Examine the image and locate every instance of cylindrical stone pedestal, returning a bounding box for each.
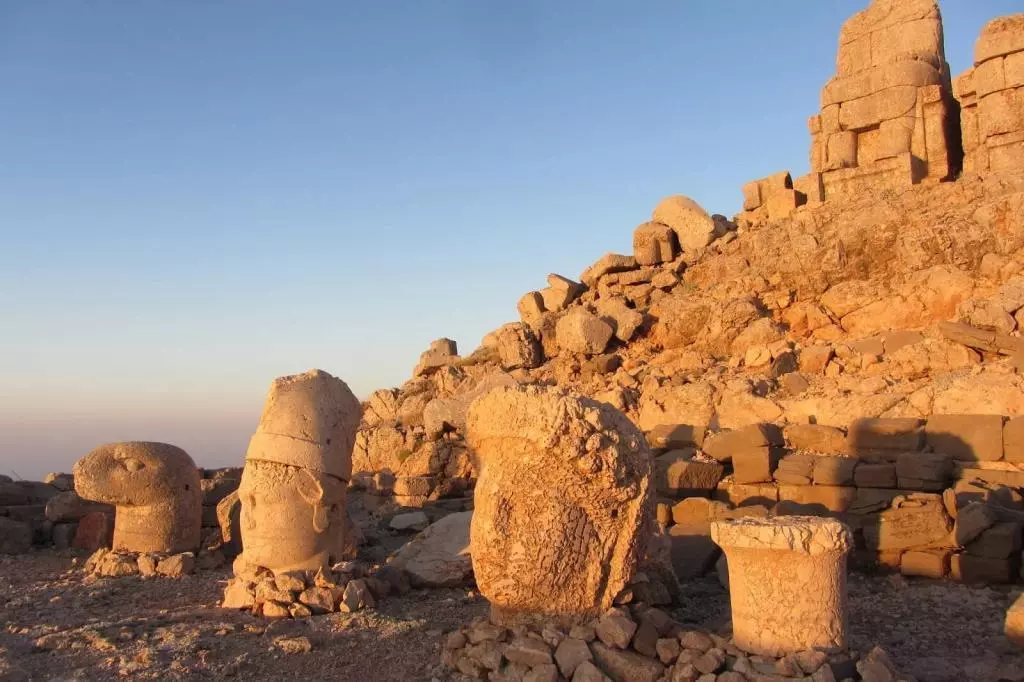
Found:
[711,515,852,657]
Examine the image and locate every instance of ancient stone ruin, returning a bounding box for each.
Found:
[466,385,653,624]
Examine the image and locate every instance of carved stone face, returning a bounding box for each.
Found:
[237,461,346,574]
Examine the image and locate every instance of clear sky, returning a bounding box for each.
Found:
[0,1,1017,479]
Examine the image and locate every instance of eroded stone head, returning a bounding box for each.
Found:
[73,442,202,553]
[466,385,653,622]
[236,369,359,575]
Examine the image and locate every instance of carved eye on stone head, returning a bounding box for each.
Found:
[121,458,144,472]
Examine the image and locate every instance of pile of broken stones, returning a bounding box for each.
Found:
[220,560,409,618]
[441,607,902,682]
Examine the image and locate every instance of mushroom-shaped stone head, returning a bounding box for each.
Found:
[466,385,652,622]
[73,442,202,553]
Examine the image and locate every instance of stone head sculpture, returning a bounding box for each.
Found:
[236,369,360,575]
[466,385,652,624]
[74,441,202,554]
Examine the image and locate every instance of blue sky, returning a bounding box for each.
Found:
[0,1,1017,477]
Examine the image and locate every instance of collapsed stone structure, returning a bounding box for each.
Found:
[465,385,653,624]
[73,442,202,554]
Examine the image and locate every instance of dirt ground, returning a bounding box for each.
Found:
[0,550,1022,682]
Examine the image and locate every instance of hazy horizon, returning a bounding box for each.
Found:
[2,1,1017,479]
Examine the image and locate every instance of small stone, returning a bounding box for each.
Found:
[273,635,313,654]
[137,554,158,577]
[571,660,612,682]
[339,579,375,612]
[795,649,828,674]
[678,630,713,653]
[569,624,596,642]
[445,631,468,650]
[503,637,553,667]
[591,641,665,682]
[274,571,307,592]
[524,663,559,682]
[298,586,338,614]
[221,580,256,609]
[596,609,638,649]
[288,602,312,619]
[631,619,659,657]
[467,619,508,644]
[555,637,593,677]
[390,511,430,531]
[656,637,681,664]
[812,663,838,682]
[669,662,698,682]
[261,600,291,618]
[693,647,725,675]
[156,553,195,578]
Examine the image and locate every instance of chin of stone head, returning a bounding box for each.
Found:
[74,441,198,506]
[238,462,347,571]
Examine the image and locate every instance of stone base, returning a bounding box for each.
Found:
[84,547,206,578]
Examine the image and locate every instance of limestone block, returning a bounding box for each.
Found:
[876,117,914,160]
[793,173,825,205]
[741,181,762,211]
[495,323,543,370]
[1003,417,1024,463]
[900,548,950,578]
[651,195,718,253]
[821,153,920,198]
[847,418,923,453]
[0,517,32,554]
[979,88,1024,139]
[580,253,637,288]
[975,57,1007,98]
[594,297,643,343]
[633,222,677,266]
[839,86,919,131]
[965,522,1022,559]
[732,447,782,485]
[812,457,858,486]
[235,370,360,575]
[74,442,202,554]
[414,338,459,376]
[975,15,1024,64]
[777,485,857,514]
[466,385,651,622]
[714,483,778,508]
[862,494,953,551]
[646,423,705,450]
[654,451,723,498]
[766,189,804,221]
[44,491,113,523]
[785,424,846,454]
[825,131,858,170]
[702,424,783,462]
[1007,51,1024,89]
[555,309,614,356]
[1007,594,1024,647]
[895,452,953,491]
[518,291,546,326]
[989,129,1024,171]
[773,453,815,485]
[390,511,473,588]
[711,516,852,657]
[952,553,1017,584]
[925,414,1004,462]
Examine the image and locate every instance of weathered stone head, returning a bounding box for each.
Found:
[73,442,202,553]
[466,385,652,624]
[236,369,360,575]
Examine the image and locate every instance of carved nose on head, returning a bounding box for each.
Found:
[121,457,144,472]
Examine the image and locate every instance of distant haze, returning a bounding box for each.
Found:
[1,1,1016,479]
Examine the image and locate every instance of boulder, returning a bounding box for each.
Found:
[652,195,718,252]
[633,221,677,266]
[555,309,614,356]
[390,511,473,588]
